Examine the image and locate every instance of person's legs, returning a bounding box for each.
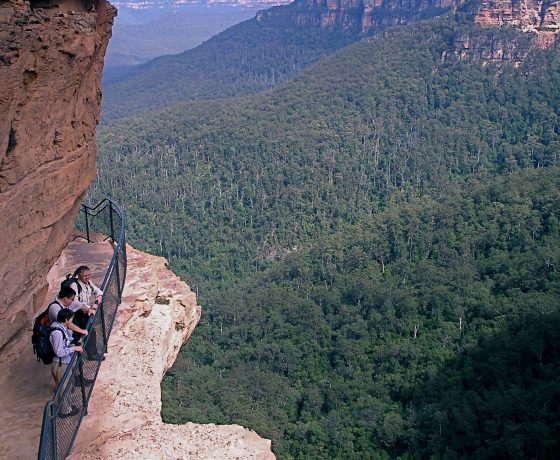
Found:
[51,362,71,413]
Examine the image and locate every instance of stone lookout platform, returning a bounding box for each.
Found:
[0,238,274,459]
[0,238,113,459]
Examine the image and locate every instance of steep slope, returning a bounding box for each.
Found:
[104,5,264,76]
[93,18,560,281]
[102,0,560,122]
[163,168,560,458]
[101,11,357,120]
[91,18,560,456]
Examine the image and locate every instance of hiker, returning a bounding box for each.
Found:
[68,265,103,311]
[67,265,105,361]
[47,287,89,337]
[49,308,83,418]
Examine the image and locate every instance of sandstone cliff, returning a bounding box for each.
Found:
[68,244,275,459]
[473,0,560,31]
[257,0,560,47]
[0,0,116,351]
[257,0,466,34]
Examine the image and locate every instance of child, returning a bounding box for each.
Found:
[49,308,83,418]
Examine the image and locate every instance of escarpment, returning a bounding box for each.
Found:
[0,0,116,350]
[257,0,560,50]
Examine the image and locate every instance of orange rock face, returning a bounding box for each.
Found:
[474,0,560,32]
[260,0,559,47]
[0,0,116,350]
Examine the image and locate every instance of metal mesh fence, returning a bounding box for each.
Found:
[38,200,126,460]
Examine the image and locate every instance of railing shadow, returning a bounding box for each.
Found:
[37,199,126,460]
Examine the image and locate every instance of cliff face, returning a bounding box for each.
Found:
[0,0,116,350]
[257,0,560,46]
[257,0,466,34]
[473,0,560,31]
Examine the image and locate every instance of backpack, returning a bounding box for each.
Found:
[61,274,82,295]
[32,302,66,365]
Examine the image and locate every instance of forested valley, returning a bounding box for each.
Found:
[92,17,560,459]
[101,9,358,122]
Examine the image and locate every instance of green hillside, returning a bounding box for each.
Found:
[101,12,357,121]
[104,5,262,80]
[162,168,560,458]
[92,17,560,459]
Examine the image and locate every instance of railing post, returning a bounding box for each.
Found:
[115,248,122,301]
[109,201,115,244]
[78,359,88,416]
[84,206,91,243]
[51,403,57,460]
[100,301,108,354]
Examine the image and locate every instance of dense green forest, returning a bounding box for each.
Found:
[92,17,560,459]
[102,11,358,121]
[162,169,560,458]
[104,5,262,81]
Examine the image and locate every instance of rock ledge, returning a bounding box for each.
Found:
[70,244,275,459]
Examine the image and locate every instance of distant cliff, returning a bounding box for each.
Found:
[473,0,560,32]
[257,0,560,46]
[111,0,291,8]
[257,0,463,33]
[0,0,115,350]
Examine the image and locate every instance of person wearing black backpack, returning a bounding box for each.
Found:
[47,287,89,337]
[68,265,103,310]
[50,308,83,418]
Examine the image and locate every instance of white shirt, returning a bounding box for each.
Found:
[69,279,103,307]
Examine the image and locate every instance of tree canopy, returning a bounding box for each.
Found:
[92,17,560,459]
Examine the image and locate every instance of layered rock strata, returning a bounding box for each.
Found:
[473,0,560,31]
[69,244,275,459]
[257,0,560,47]
[473,0,560,46]
[0,0,116,350]
[257,0,467,34]
[442,28,535,63]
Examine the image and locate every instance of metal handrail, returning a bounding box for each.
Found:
[37,198,126,460]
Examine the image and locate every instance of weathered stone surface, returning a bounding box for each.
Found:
[441,29,534,64]
[473,0,560,31]
[0,0,116,351]
[69,244,275,460]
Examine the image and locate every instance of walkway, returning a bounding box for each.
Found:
[0,239,113,460]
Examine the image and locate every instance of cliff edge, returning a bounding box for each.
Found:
[0,0,116,351]
[69,244,275,459]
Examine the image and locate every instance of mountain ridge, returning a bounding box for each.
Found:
[102,0,560,122]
